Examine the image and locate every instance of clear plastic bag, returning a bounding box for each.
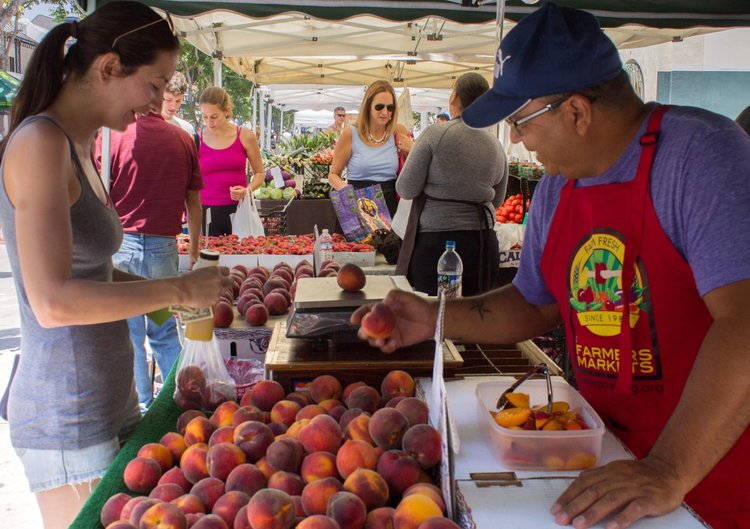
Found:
[173,337,237,411]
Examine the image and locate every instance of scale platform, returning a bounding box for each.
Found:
[266,321,464,391]
[286,275,413,339]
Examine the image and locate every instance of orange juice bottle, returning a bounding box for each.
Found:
[183,249,220,341]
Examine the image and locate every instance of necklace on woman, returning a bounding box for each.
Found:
[367,130,388,145]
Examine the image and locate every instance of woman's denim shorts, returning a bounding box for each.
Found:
[14,405,141,493]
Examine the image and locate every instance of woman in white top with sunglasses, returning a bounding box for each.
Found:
[328,80,413,217]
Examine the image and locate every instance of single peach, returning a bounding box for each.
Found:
[393,494,442,529]
[310,375,343,404]
[296,515,341,529]
[381,370,415,400]
[402,425,442,470]
[360,303,396,340]
[266,437,305,474]
[403,484,445,514]
[234,506,251,529]
[271,400,303,427]
[267,470,306,496]
[298,414,343,454]
[207,442,247,482]
[250,380,286,412]
[212,491,250,528]
[170,493,206,516]
[124,456,163,494]
[180,444,210,484]
[159,467,192,493]
[234,421,275,463]
[339,408,368,431]
[150,483,187,502]
[337,263,366,292]
[376,450,422,497]
[232,405,265,427]
[120,496,148,522]
[225,463,267,498]
[301,477,344,516]
[246,488,296,529]
[160,432,188,465]
[209,401,239,428]
[128,498,162,527]
[342,468,389,510]
[335,440,381,479]
[296,404,327,422]
[344,386,381,415]
[341,382,368,402]
[368,408,409,451]
[190,513,228,529]
[395,398,429,427]
[139,502,187,529]
[326,491,367,529]
[365,507,396,529]
[100,492,132,527]
[301,451,340,483]
[184,417,217,447]
[208,426,235,447]
[177,410,207,435]
[343,415,374,446]
[139,442,175,473]
[190,477,225,512]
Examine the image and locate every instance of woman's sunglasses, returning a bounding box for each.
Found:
[111,12,176,49]
[374,103,395,113]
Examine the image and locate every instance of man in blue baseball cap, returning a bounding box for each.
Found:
[354,3,750,529]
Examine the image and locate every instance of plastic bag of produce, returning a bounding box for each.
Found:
[232,189,265,238]
[173,337,237,411]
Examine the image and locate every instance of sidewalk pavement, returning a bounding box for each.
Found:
[0,244,44,528]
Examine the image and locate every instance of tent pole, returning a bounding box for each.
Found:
[279,105,285,140]
[251,87,257,135]
[258,92,266,149]
[497,0,507,41]
[266,100,273,150]
[213,58,222,88]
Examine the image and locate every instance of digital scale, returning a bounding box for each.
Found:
[263,275,464,390]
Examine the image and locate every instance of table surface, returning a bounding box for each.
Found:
[421,376,708,529]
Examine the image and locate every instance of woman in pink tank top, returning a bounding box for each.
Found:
[198,86,264,236]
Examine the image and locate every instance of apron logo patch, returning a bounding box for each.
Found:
[568,232,644,337]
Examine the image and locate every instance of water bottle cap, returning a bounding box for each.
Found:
[199,249,220,261]
[445,240,456,249]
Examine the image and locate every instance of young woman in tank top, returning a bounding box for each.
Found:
[198,86,264,236]
[0,4,231,527]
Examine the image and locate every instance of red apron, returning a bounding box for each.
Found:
[540,105,750,529]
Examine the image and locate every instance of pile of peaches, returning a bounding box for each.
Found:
[100,371,458,529]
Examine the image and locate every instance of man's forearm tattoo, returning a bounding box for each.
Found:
[470,300,491,320]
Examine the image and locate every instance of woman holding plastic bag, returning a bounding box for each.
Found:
[0,5,232,528]
[232,188,265,238]
[395,73,508,296]
[198,86,265,236]
[327,80,414,219]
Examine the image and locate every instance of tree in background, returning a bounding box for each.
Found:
[0,0,80,70]
[177,41,294,138]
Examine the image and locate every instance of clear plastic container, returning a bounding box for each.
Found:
[475,378,605,470]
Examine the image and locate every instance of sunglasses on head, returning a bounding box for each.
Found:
[374,103,395,112]
[111,12,176,49]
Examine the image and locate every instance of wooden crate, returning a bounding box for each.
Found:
[451,340,563,377]
[264,322,464,392]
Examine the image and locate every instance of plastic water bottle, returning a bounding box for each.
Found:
[320,228,334,264]
[437,241,463,299]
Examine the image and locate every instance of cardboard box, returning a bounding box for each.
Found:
[498,250,521,268]
[214,326,274,363]
[257,254,314,269]
[178,254,259,271]
[333,251,376,267]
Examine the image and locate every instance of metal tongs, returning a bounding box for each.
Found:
[496,362,553,414]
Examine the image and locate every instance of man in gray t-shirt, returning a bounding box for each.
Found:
[353,5,750,529]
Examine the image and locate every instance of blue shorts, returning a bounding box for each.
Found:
[14,404,141,493]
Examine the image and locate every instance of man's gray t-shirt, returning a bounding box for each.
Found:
[514,105,750,304]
